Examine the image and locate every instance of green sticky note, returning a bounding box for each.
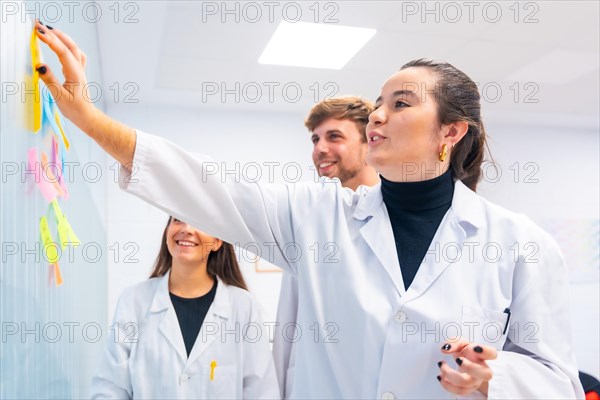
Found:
[40,216,59,263]
[63,217,80,246]
[57,219,69,249]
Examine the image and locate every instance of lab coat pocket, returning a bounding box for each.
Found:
[205,364,238,399]
[461,305,509,350]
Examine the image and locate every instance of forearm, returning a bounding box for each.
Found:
[80,107,136,168]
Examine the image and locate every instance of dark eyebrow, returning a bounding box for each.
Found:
[375,90,418,104]
[312,130,343,140]
[392,90,418,99]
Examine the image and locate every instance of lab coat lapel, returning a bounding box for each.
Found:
[403,211,466,301]
[355,183,406,296]
[404,181,484,301]
[186,278,230,368]
[150,271,188,364]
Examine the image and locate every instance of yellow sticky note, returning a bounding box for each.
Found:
[40,216,59,264]
[51,199,63,220]
[51,200,79,247]
[63,216,80,246]
[54,111,70,150]
[57,217,69,249]
[53,263,64,286]
[40,216,53,245]
[29,26,42,133]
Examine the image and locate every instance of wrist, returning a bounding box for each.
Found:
[477,381,489,397]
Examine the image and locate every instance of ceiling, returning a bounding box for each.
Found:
[95,1,600,128]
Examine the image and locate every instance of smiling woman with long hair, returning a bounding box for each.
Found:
[149,217,247,288]
[91,217,279,399]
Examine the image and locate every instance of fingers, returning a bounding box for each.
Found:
[437,341,496,396]
[441,340,497,361]
[438,359,490,396]
[438,372,480,396]
[453,356,493,382]
[47,24,87,66]
[32,20,96,125]
[34,63,67,100]
[35,21,72,61]
[440,337,470,355]
[466,343,497,362]
[34,21,83,81]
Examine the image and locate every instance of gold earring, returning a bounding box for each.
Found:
[439,144,448,162]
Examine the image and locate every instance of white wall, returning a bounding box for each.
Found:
[104,104,599,377]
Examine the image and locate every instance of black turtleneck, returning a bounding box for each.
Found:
[381,169,455,290]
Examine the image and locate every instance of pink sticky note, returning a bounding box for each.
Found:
[50,136,69,200]
[40,152,65,198]
[58,176,69,200]
[51,134,58,165]
[28,148,57,203]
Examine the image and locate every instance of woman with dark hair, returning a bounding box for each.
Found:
[36,22,583,399]
[90,217,279,399]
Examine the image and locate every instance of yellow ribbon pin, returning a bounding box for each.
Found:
[210,360,217,381]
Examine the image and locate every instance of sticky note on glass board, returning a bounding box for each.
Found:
[40,216,59,264]
[28,148,58,203]
[55,111,70,150]
[40,151,66,198]
[53,263,64,286]
[51,200,80,247]
[28,26,42,133]
[42,88,70,151]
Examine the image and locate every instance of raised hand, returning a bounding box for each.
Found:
[34,20,97,132]
[33,20,136,166]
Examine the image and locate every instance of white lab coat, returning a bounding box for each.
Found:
[273,273,298,398]
[90,271,280,399]
[119,130,584,399]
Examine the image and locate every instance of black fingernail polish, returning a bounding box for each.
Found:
[442,344,451,351]
[46,25,54,30]
[456,357,463,366]
[437,361,442,368]
[36,66,47,75]
[436,375,441,382]
[38,19,44,25]
[474,346,483,353]
[37,28,45,34]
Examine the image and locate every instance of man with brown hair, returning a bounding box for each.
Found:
[273,96,379,398]
[306,97,380,191]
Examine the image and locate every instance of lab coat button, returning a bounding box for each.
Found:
[394,311,407,323]
[179,373,190,383]
[382,391,395,399]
